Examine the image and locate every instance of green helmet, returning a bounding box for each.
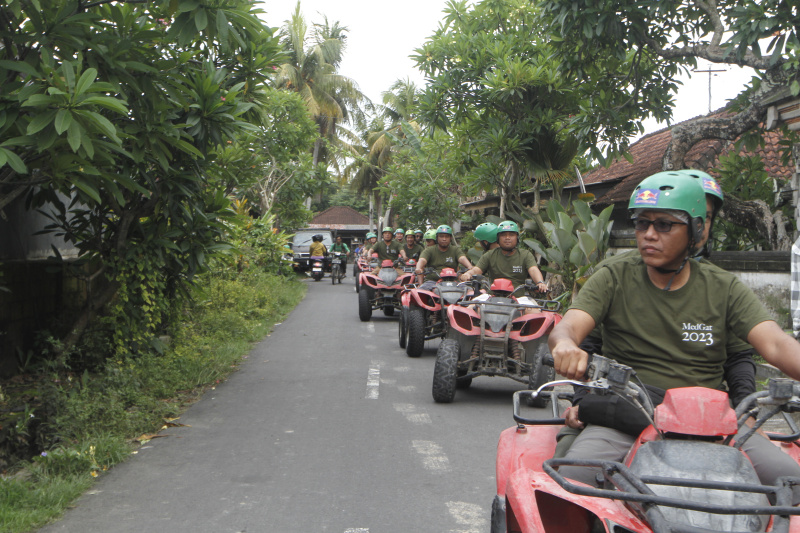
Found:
[395,227,404,234]
[436,224,453,235]
[423,229,436,240]
[497,220,519,234]
[414,229,423,235]
[366,232,376,239]
[473,222,498,243]
[382,227,393,234]
[405,229,416,236]
[629,172,706,220]
[677,169,723,214]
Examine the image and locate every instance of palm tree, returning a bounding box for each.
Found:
[273,2,369,201]
[343,80,423,228]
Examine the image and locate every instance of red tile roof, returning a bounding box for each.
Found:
[583,114,793,206]
[310,206,369,225]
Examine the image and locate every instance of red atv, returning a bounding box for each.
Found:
[492,354,800,533]
[398,267,474,358]
[357,259,416,321]
[354,254,376,293]
[431,277,562,404]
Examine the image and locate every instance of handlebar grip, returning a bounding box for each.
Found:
[541,352,596,380]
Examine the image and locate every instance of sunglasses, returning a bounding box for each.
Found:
[632,217,687,233]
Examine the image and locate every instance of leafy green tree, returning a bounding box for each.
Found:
[0,0,285,356]
[377,129,466,229]
[525,200,614,305]
[414,0,580,223]
[344,79,425,228]
[536,0,800,249]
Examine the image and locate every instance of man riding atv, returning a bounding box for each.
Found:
[403,229,425,262]
[415,225,472,290]
[394,228,405,243]
[548,171,800,500]
[414,229,424,245]
[473,221,500,253]
[554,169,760,459]
[460,220,547,306]
[371,227,407,275]
[360,232,378,258]
[423,229,437,248]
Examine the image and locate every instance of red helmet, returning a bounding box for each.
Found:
[371,253,379,258]
[439,267,457,279]
[490,278,514,295]
[406,259,417,266]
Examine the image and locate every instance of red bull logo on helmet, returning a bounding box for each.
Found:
[702,177,721,195]
[633,189,659,206]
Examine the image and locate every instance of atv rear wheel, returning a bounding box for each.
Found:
[406,307,426,357]
[383,305,395,317]
[358,286,372,321]
[432,339,459,403]
[527,343,555,407]
[398,308,408,348]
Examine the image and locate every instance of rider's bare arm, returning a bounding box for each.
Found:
[399,249,408,261]
[458,255,472,270]
[527,265,546,290]
[548,308,596,380]
[747,321,800,380]
[460,266,483,281]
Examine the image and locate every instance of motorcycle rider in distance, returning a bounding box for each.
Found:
[371,227,407,275]
[548,171,800,499]
[403,229,424,262]
[414,229,424,246]
[360,232,378,258]
[423,229,437,247]
[394,228,405,243]
[415,225,472,290]
[330,236,350,274]
[473,222,500,253]
[309,233,327,258]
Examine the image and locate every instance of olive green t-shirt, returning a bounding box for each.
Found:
[372,239,403,262]
[475,247,538,286]
[571,254,772,390]
[420,245,466,280]
[588,251,753,354]
[403,243,425,261]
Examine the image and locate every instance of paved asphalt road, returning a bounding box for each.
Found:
[39,270,545,533]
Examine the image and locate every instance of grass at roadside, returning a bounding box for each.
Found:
[0,270,306,533]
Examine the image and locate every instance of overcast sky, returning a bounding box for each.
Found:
[259,0,755,138]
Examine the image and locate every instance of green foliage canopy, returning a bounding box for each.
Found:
[0,0,306,354]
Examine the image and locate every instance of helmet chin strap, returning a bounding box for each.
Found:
[658,240,697,291]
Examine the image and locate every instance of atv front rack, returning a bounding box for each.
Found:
[543,458,800,533]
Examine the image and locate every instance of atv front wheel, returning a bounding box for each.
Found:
[406,307,426,357]
[358,286,372,321]
[527,343,555,407]
[455,369,472,389]
[432,339,459,403]
[398,308,408,348]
